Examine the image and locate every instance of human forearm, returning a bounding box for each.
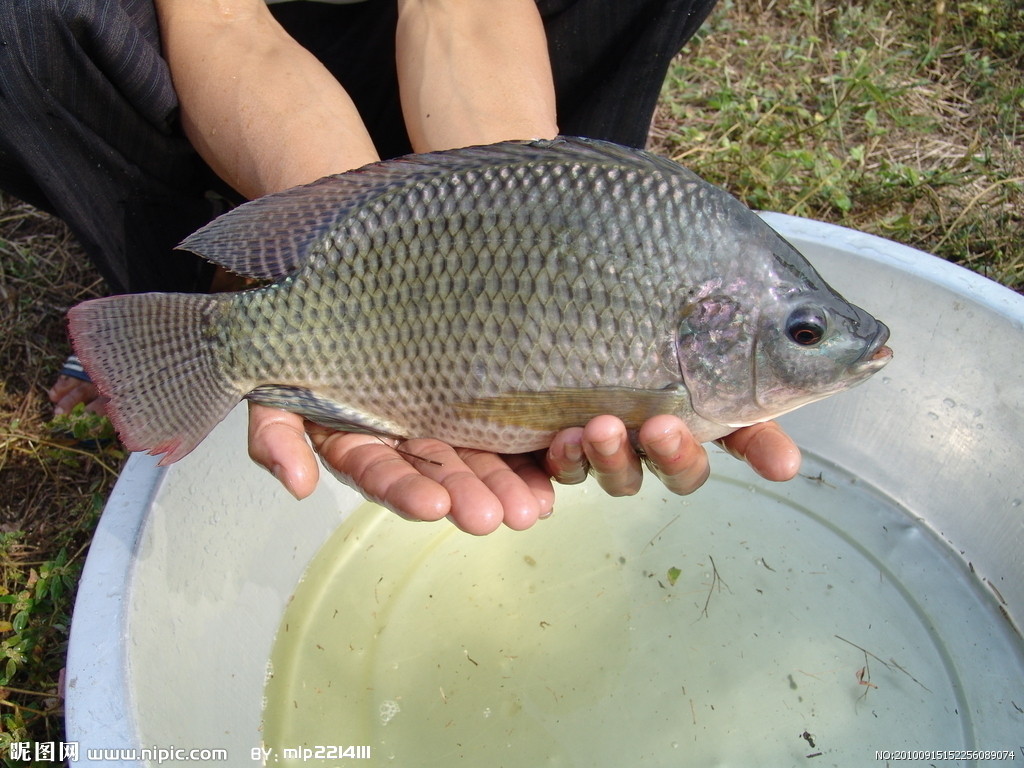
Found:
[396,0,558,152]
[155,0,557,198]
[154,0,379,198]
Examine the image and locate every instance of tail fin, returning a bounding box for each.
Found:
[67,292,245,465]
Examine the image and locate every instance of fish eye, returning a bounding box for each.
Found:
[786,307,827,346]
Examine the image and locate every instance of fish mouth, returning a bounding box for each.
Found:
[852,322,892,374]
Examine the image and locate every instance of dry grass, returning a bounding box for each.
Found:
[0,199,118,533]
[0,196,124,752]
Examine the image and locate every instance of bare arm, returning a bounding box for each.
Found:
[154,0,558,192]
[154,0,379,197]
[396,0,558,151]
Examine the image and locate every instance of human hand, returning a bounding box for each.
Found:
[246,403,556,536]
[544,415,801,494]
[247,406,800,536]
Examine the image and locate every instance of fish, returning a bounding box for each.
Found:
[68,137,892,466]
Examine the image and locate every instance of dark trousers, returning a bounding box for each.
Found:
[0,0,717,294]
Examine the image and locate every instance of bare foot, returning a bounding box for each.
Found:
[48,371,108,416]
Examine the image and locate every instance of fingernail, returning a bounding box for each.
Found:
[648,430,682,459]
[271,464,301,500]
[591,437,619,457]
[563,440,583,463]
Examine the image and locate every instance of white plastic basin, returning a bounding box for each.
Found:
[65,214,1024,765]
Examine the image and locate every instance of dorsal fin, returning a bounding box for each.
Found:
[175,137,700,280]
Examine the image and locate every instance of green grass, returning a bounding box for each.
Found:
[0,202,125,764]
[652,0,1024,289]
[0,0,1021,759]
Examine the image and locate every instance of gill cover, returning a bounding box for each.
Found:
[676,293,761,427]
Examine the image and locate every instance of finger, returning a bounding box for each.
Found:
[309,429,452,522]
[313,434,553,534]
[459,449,555,531]
[718,421,801,481]
[398,439,506,535]
[247,403,320,500]
[504,452,557,521]
[544,427,588,485]
[636,415,710,495]
[581,415,643,496]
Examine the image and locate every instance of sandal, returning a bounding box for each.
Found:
[58,354,91,383]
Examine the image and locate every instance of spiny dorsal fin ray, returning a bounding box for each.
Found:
[175,137,702,280]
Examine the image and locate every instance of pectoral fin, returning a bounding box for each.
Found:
[452,385,695,433]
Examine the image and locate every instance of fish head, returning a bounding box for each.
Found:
[748,288,892,422]
[676,231,892,430]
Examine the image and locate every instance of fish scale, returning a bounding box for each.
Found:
[229,168,684,450]
[68,137,890,465]
[245,178,688,448]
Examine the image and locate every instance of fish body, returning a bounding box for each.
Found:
[68,137,891,465]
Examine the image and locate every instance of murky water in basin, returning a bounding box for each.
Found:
[261,451,1023,767]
